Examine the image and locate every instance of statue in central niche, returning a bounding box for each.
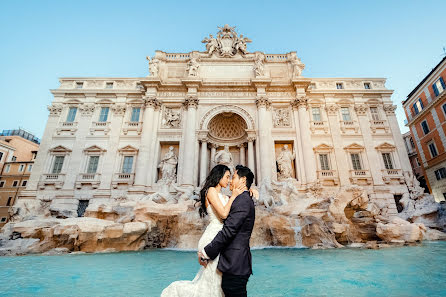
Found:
[276,145,295,180]
[158,146,178,184]
[214,145,234,173]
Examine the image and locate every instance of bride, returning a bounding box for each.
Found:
[161,164,258,297]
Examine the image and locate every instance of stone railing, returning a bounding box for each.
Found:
[310,121,329,133]
[62,122,77,127]
[90,122,111,135]
[56,122,78,136]
[381,169,404,184]
[370,119,390,133]
[76,173,101,189]
[340,120,359,133]
[112,173,135,188]
[165,53,190,60]
[122,122,142,135]
[265,54,288,62]
[317,170,339,186]
[349,169,372,185]
[39,173,66,189]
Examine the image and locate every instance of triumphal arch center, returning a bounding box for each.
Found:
[21,25,414,217]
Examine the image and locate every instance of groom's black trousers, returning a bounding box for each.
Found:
[221,273,250,297]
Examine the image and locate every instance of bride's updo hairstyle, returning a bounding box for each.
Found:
[199,164,230,217]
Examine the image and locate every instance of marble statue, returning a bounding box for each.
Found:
[147,56,159,77]
[254,53,265,77]
[276,145,295,180]
[158,146,178,183]
[214,145,234,172]
[202,24,251,57]
[186,57,199,77]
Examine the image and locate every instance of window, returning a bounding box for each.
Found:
[18,164,24,172]
[433,77,445,96]
[319,154,330,170]
[0,218,6,223]
[415,157,420,167]
[21,180,27,187]
[76,82,83,89]
[336,83,344,89]
[435,168,446,180]
[4,164,10,173]
[11,156,16,161]
[131,107,141,122]
[52,156,65,174]
[105,82,114,89]
[421,120,430,135]
[370,107,380,120]
[87,156,99,174]
[0,152,3,162]
[32,152,37,160]
[77,200,89,217]
[99,107,109,122]
[413,98,424,115]
[0,181,4,188]
[364,83,371,89]
[28,164,33,172]
[382,153,394,169]
[350,153,362,170]
[312,107,321,122]
[410,138,415,149]
[341,107,351,121]
[122,156,134,173]
[12,180,18,187]
[66,107,77,122]
[428,141,438,158]
[6,197,12,206]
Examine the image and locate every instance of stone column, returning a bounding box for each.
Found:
[293,96,317,183]
[147,104,161,185]
[384,104,413,173]
[199,137,208,185]
[291,103,306,184]
[247,137,255,173]
[134,97,158,187]
[238,143,246,166]
[256,96,273,181]
[182,96,199,186]
[355,103,384,185]
[325,102,350,185]
[210,143,217,171]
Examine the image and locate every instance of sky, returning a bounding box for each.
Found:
[0,0,445,138]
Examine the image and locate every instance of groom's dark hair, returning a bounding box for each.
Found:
[235,165,254,189]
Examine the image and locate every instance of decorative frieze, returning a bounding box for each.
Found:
[79,104,95,116]
[273,108,291,127]
[162,107,182,128]
[354,104,368,116]
[47,104,63,116]
[111,104,127,116]
[383,104,397,115]
[325,104,339,115]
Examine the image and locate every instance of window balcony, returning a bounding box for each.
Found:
[38,173,65,189]
[56,122,78,136]
[75,173,101,189]
[310,121,329,134]
[112,173,135,188]
[349,169,372,185]
[381,169,404,184]
[340,120,359,134]
[122,122,142,135]
[90,122,110,135]
[370,120,390,133]
[317,170,339,186]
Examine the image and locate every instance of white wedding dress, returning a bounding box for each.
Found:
[161,193,228,297]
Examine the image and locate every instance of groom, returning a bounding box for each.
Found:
[198,165,255,297]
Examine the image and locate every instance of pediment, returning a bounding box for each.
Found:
[49,145,72,153]
[344,143,365,151]
[375,142,396,151]
[83,145,107,153]
[96,98,113,105]
[118,145,139,153]
[64,98,82,104]
[313,143,333,152]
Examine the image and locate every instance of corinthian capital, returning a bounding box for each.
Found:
[291,96,308,110]
[354,104,368,116]
[255,96,271,109]
[325,104,339,115]
[79,104,95,116]
[47,104,63,116]
[144,96,161,109]
[183,94,199,109]
[112,104,127,116]
[383,104,397,115]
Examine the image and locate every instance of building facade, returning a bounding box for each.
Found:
[0,129,39,226]
[20,26,411,218]
[402,131,427,189]
[403,56,446,202]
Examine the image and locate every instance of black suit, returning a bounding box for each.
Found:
[204,191,255,297]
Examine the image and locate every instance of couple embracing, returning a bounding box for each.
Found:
[162,164,257,297]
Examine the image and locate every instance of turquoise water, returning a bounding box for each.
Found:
[1,242,446,297]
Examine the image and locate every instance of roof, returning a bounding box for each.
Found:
[404,55,446,105]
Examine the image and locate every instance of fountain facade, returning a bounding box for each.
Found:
[1,25,446,255]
